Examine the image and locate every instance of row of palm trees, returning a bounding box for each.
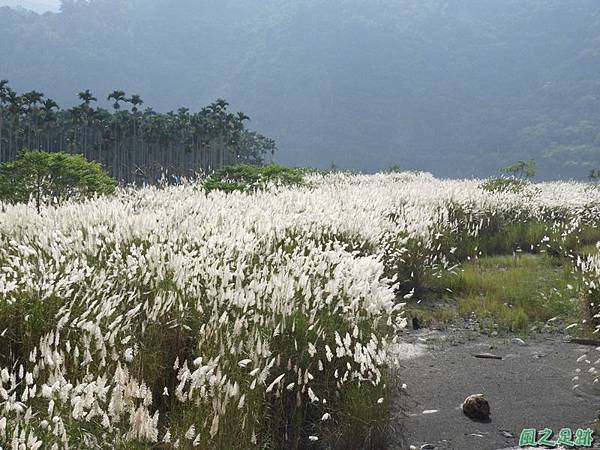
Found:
[0,81,276,184]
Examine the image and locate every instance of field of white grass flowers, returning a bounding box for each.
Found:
[1,171,599,450]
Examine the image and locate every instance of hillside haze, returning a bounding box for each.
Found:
[1,0,600,178]
[0,0,59,12]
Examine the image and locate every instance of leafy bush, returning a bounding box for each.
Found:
[501,159,537,179]
[385,164,403,173]
[479,177,529,193]
[0,150,116,212]
[204,164,305,192]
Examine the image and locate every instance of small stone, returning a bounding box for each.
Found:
[511,338,527,346]
[500,430,514,438]
[491,331,498,337]
[409,446,417,450]
[462,394,490,421]
[420,445,436,450]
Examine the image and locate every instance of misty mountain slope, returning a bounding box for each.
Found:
[1,0,600,178]
[0,0,59,13]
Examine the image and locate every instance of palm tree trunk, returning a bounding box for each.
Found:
[220,135,224,168]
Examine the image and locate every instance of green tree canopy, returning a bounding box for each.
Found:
[0,150,116,212]
[501,160,537,179]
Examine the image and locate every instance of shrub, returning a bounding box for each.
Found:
[480,177,529,194]
[501,159,537,179]
[204,164,305,192]
[385,165,403,173]
[0,150,116,212]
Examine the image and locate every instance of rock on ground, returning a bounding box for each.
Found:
[391,331,599,450]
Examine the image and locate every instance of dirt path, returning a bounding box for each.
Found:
[390,329,600,450]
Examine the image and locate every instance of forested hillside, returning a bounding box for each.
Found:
[2,0,600,178]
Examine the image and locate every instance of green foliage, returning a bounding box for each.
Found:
[0,292,65,369]
[579,243,600,257]
[585,286,600,332]
[254,307,398,450]
[476,221,549,256]
[501,160,537,179]
[297,166,332,176]
[403,306,457,327]
[382,234,441,296]
[0,150,115,212]
[434,203,549,262]
[480,176,529,193]
[203,164,305,193]
[385,164,403,173]
[451,255,580,332]
[317,378,398,450]
[236,130,278,165]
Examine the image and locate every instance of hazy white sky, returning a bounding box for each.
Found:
[0,0,60,13]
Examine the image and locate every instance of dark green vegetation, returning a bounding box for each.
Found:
[0,81,277,184]
[467,160,535,193]
[454,255,580,332]
[0,150,115,212]
[2,0,600,177]
[405,254,584,334]
[204,164,305,193]
[480,177,530,194]
[501,160,537,180]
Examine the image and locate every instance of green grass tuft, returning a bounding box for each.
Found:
[450,254,580,332]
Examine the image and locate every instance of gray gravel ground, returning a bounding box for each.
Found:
[390,330,600,450]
